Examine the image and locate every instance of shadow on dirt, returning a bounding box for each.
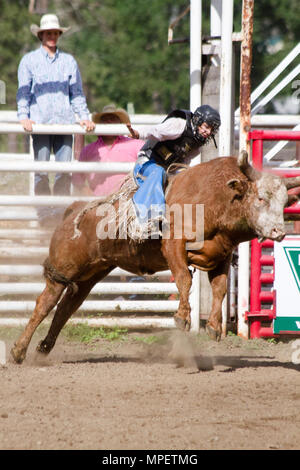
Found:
[211,355,300,372]
[62,354,300,372]
[15,329,299,372]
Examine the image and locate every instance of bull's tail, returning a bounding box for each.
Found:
[43,258,78,295]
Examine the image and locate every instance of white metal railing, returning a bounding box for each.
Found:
[2,122,141,135]
[251,64,300,116]
[263,123,300,163]
[0,282,177,295]
[235,42,300,116]
[2,111,299,129]
[0,159,134,173]
[0,317,175,329]
[235,42,300,166]
[0,111,165,125]
[0,265,171,278]
[0,120,178,329]
[0,301,178,314]
[0,195,95,206]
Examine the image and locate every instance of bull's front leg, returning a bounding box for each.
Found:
[162,240,192,331]
[206,256,231,341]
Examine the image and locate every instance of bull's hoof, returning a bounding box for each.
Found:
[10,345,26,364]
[36,340,51,355]
[206,324,221,342]
[174,315,191,332]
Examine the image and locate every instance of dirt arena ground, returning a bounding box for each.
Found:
[0,326,299,451]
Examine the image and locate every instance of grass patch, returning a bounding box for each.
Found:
[132,334,167,345]
[62,322,128,343]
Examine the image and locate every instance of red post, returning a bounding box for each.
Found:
[249,130,300,141]
[249,239,262,338]
[251,136,263,170]
[247,129,300,338]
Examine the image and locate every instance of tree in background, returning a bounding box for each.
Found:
[59,0,192,114]
[0,0,39,110]
[0,0,299,115]
[234,0,299,112]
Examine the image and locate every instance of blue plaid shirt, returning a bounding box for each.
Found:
[17,46,90,124]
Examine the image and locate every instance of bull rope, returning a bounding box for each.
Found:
[43,258,79,294]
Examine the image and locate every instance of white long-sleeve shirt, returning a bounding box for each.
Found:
[17,46,90,123]
[138,117,200,164]
[138,117,186,142]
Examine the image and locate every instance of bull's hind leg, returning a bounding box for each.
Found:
[11,280,65,364]
[36,268,113,356]
[206,256,231,341]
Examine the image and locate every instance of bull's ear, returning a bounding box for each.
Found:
[227,178,246,196]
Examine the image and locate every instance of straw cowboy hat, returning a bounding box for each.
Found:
[92,104,130,124]
[30,14,70,38]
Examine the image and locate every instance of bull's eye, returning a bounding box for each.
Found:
[258,197,269,206]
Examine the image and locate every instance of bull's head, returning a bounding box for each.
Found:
[230,151,300,242]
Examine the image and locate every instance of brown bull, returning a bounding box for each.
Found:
[11,151,300,363]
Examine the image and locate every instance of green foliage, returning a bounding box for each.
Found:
[234,0,299,110]
[0,0,299,115]
[0,0,39,109]
[61,0,191,113]
[266,337,278,344]
[132,334,166,345]
[62,322,128,343]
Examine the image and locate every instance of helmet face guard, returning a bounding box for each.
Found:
[192,105,221,144]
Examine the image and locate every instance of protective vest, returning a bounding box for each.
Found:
[140,109,205,169]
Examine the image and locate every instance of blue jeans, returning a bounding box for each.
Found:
[133,158,166,223]
[32,134,73,194]
[32,134,73,224]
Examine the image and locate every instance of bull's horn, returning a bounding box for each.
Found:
[283,176,300,190]
[237,150,260,181]
[237,150,248,168]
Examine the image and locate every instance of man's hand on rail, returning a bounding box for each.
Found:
[79,120,96,132]
[20,119,35,132]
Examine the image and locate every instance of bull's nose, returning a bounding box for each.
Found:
[271,228,286,242]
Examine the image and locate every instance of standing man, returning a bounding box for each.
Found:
[17,14,95,225]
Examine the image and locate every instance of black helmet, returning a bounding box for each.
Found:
[192,105,221,135]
